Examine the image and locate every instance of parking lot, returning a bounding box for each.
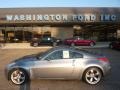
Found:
[0,48,120,90]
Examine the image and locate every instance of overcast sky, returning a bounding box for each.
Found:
[0,0,120,8]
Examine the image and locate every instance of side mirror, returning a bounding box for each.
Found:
[46,59,50,61]
[47,59,50,61]
[36,56,41,60]
[44,58,51,61]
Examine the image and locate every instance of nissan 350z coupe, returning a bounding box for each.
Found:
[5,47,111,85]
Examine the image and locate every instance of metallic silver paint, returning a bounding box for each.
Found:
[5,47,111,84]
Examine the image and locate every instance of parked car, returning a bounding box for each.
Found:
[30,36,62,47]
[109,39,120,50]
[5,46,111,85]
[64,37,96,46]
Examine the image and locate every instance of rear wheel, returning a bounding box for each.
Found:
[10,69,29,85]
[53,42,57,47]
[83,67,102,85]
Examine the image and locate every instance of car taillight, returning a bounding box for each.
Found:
[97,57,109,62]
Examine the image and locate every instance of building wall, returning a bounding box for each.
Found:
[0,8,120,42]
[51,27,73,40]
[0,8,120,25]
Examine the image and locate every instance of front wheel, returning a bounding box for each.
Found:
[90,42,95,46]
[10,69,29,85]
[33,43,38,47]
[83,67,102,85]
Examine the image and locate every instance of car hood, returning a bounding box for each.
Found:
[13,54,37,63]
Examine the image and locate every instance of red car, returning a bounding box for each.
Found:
[109,40,120,50]
[64,37,96,46]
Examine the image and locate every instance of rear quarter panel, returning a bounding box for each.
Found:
[73,58,106,80]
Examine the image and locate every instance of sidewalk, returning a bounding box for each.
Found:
[0,43,52,49]
[0,42,110,49]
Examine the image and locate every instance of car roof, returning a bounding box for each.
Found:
[48,46,102,57]
[48,46,87,54]
[49,46,75,51]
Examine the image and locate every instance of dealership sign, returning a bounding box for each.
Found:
[4,14,118,22]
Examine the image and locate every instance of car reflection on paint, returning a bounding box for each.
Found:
[5,46,111,85]
[64,37,96,46]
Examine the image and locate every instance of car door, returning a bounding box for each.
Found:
[69,50,83,78]
[76,37,84,45]
[40,37,51,45]
[32,50,74,79]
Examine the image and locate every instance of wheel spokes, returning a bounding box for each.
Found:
[90,69,94,73]
[93,77,98,81]
[94,71,100,76]
[11,70,25,84]
[86,68,101,84]
[17,77,20,83]
[86,74,91,78]
[90,77,94,82]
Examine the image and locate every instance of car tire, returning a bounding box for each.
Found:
[9,69,29,85]
[90,42,94,46]
[71,43,75,47]
[53,42,57,47]
[83,67,102,85]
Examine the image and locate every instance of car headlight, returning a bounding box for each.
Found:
[7,62,16,68]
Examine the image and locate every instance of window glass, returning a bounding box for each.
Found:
[45,50,63,60]
[69,51,83,59]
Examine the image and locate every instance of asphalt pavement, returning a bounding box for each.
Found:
[0,48,120,90]
[0,42,110,49]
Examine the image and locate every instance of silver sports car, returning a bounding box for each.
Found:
[5,46,111,85]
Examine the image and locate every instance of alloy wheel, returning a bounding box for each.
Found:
[11,70,26,85]
[84,67,102,85]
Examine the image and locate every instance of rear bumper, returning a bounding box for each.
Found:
[103,63,111,76]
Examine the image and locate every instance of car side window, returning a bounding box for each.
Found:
[42,37,48,41]
[45,50,63,60]
[69,51,83,59]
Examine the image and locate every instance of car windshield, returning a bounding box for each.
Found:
[36,52,45,59]
[36,48,54,59]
